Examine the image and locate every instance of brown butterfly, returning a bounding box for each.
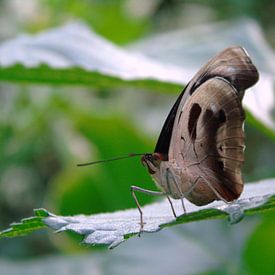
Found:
[131,46,259,229]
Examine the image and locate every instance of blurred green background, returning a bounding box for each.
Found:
[0,0,274,274]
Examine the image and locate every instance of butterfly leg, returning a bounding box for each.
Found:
[166,195,177,218]
[183,176,203,198]
[166,168,186,214]
[180,196,186,214]
[130,186,165,235]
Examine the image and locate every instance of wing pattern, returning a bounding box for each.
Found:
[165,46,259,204]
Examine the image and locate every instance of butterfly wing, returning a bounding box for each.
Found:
[165,46,258,203]
[172,77,246,202]
[154,46,258,159]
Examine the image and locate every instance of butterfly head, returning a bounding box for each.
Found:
[141,153,167,174]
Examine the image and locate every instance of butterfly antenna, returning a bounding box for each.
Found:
[77,153,146,167]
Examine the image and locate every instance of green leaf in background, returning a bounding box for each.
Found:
[0,20,274,138]
[0,22,184,92]
[0,64,181,94]
[47,115,155,216]
[244,211,275,274]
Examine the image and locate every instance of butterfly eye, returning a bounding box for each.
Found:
[142,154,154,165]
[147,154,154,162]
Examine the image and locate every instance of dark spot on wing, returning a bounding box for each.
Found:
[218,161,224,170]
[219,109,226,123]
[204,109,214,120]
[178,111,183,123]
[188,103,202,141]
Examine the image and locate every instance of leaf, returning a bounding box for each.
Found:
[1,178,275,248]
[0,22,183,93]
[0,209,48,238]
[0,64,181,93]
[0,20,274,137]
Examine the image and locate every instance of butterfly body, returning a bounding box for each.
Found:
[142,46,259,207]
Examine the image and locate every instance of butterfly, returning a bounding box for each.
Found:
[131,46,259,230]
